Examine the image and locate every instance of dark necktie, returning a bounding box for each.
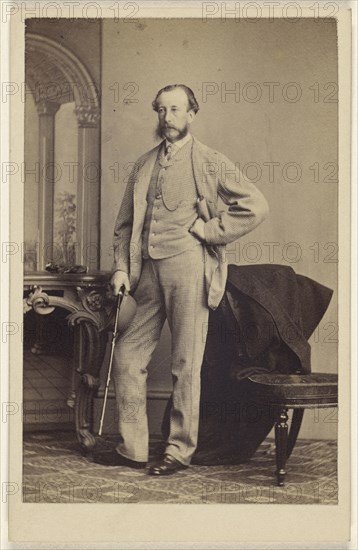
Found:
[165,143,173,161]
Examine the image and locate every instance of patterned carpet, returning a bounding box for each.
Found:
[23,431,337,504]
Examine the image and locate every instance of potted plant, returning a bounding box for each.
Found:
[54,191,77,266]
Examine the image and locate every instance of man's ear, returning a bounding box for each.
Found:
[188,110,196,123]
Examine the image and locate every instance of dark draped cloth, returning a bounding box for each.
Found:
[163,264,333,465]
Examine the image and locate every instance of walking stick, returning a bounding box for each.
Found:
[98,287,125,436]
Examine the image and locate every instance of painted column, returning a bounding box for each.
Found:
[36,100,60,270]
[75,105,101,270]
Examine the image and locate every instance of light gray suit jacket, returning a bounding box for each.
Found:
[112,136,269,309]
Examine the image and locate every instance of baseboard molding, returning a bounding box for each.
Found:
[23,394,338,441]
[23,393,170,436]
[96,388,171,400]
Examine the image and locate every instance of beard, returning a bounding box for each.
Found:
[154,122,190,143]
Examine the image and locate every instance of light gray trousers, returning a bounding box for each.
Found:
[112,245,209,465]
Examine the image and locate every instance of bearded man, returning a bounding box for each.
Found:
[94,84,269,475]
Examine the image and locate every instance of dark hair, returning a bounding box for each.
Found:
[152,84,200,114]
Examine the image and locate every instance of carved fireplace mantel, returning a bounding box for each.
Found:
[24,271,115,452]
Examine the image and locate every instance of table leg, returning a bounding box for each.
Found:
[287,409,304,459]
[66,324,83,408]
[275,407,289,486]
[31,315,47,354]
[73,321,109,454]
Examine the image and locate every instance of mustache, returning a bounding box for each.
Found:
[154,122,175,140]
[154,122,189,142]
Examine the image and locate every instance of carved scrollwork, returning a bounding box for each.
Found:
[77,429,97,452]
[81,373,101,389]
[68,309,105,330]
[24,286,55,315]
[67,392,76,409]
[23,299,33,315]
[68,286,115,332]
[24,282,115,331]
[84,289,105,312]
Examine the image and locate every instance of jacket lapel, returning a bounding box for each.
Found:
[191,136,218,202]
[132,144,161,231]
[134,143,162,200]
[191,137,205,198]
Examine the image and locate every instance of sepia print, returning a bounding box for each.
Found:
[4,1,353,546]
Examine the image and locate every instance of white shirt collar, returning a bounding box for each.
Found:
[165,133,192,154]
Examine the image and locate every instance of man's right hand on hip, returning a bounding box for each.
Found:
[111,270,130,295]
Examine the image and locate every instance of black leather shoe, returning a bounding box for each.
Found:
[148,454,188,476]
[92,448,146,469]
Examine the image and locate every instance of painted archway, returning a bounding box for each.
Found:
[25,33,101,270]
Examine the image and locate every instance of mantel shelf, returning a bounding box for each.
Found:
[24,271,112,289]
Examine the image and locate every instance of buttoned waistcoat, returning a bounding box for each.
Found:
[141,139,201,259]
[112,136,269,309]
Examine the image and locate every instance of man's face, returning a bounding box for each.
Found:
[155,88,195,143]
